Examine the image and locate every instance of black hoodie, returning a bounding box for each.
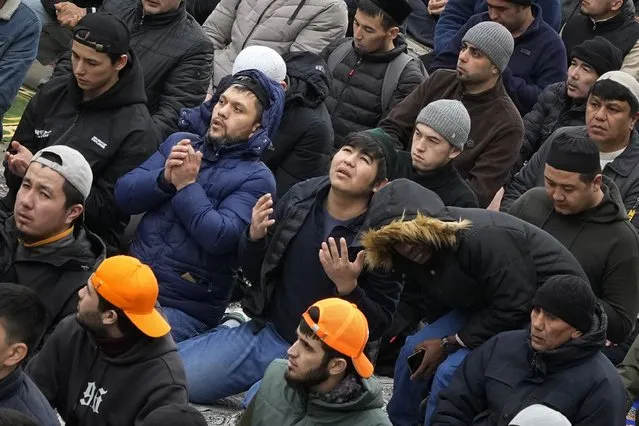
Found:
[432,304,627,426]
[26,317,188,426]
[509,177,639,344]
[360,179,587,349]
[5,51,157,254]
[262,51,334,197]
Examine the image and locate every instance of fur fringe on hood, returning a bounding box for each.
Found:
[361,212,472,271]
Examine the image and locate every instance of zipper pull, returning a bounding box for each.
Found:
[348,59,362,77]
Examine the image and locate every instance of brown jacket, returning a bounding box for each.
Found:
[380,69,524,207]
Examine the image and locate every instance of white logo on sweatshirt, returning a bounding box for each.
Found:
[79,382,108,413]
[34,129,51,138]
[91,136,107,149]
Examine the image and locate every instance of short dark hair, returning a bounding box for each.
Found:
[0,284,47,356]
[38,151,85,209]
[341,132,388,183]
[579,171,601,184]
[228,84,264,120]
[97,293,144,338]
[0,408,39,426]
[356,0,398,30]
[590,79,639,115]
[298,306,356,376]
[107,52,125,64]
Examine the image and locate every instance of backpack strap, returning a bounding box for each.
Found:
[381,53,424,116]
[327,39,354,73]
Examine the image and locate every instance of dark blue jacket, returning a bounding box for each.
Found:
[430,6,567,115]
[433,0,561,53]
[0,368,58,426]
[114,70,284,327]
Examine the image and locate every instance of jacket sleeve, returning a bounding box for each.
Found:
[431,336,496,425]
[384,60,427,120]
[598,253,639,343]
[466,124,524,208]
[620,335,639,411]
[136,383,188,424]
[202,0,238,49]
[518,86,553,172]
[0,13,40,116]
[171,170,276,256]
[429,19,470,73]
[114,136,179,215]
[379,79,429,149]
[500,133,550,212]
[289,2,348,54]
[455,228,538,348]
[621,41,639,81]
[151,41,213,141]
[432,0,476,53]
[501,41,567,115]
[572,378,627,426]
[84,128,155,230]
[343,266,402,341]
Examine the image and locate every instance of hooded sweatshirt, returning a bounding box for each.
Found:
[114,69,285,328]
[5,51,157,254]
[26,316,188,426]
[238,359,391,426]
[359,179,587,349]
[509,177,639,343]
[432,304,627,426]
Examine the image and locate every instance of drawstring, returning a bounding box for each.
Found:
[288,0,307,24]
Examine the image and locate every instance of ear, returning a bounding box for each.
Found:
[492,64,500,76]
[65,204,84,225]
[631,111,639,129]
[115,54,128,72]
[388,26,400,41]
[327,357,348,376]
[448,146,462,160]
[101,309,118,327]
[571,330,583,339]
[280,81,288,92]
[372,178,389,193]
[611,0,624,11]
[592,174,603,191]
[3,343,28,367]
[248,122,262,139]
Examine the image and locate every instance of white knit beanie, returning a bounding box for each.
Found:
[232,45,287,82]
[509,405,571,426]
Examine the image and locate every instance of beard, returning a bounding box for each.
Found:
[284,362,331,389]
[76,311,109,338]
[205,130,250,148]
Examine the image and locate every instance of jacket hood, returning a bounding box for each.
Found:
[573,176,628,224]
[177,70,285,151]
[360,179,472,270]
[310,376,384,413]
[70,50,148,109]
[529,302,607,374]
[282,51,331,108]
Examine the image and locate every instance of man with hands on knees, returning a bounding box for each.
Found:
[173,129,403,405]
[114,69,285,343]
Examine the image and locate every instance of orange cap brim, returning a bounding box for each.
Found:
[124,308,171,338]
[352,351,374,379]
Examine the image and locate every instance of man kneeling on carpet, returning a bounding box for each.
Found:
[238,298,391,426]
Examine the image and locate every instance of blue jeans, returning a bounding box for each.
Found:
[162,307,210,343]
[387,310,470,426]
[178,321,290,403]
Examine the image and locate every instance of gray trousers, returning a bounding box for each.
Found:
[23,0,72,65]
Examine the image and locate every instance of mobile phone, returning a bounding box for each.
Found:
[407,349,426,375]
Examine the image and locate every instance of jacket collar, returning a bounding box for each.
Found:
[515,4,544,41]
[590,10,632,28]
[606,130,639,178]
[0,368,24,400]
[458,77,508,103]
[0,0,20,21]
[353,35,409,63]
[136,0,185,26]
[411,161,457,190]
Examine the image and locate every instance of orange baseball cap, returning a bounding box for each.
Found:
[302,298,374,379]
[89,256,170,338]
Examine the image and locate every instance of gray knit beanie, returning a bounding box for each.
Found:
[462,21,514,72]
[415,99,471,150]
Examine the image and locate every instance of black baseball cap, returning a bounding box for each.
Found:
[73,12,130,56]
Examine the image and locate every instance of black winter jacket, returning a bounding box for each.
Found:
[502,126,639,229]
[394,152,478,208]
[432,305,627,426]
[0,214,106,346]
[509,177,639,344]
[6,53,156,253]
[562,9,639,66]
[263,52,333,197]
[516,82,586,173]
[320,37,426,149]
[53,0,214,141]
[26,317,188,426]
[238,176,402,341]
[0,368,58,426]
[360,179,588,349]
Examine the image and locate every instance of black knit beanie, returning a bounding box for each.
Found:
[571,37,623,77]
[532,275,595,333]
[546,132,601,174]
[357,128,398,180]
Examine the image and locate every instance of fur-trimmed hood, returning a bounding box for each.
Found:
[359,179,472,270]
